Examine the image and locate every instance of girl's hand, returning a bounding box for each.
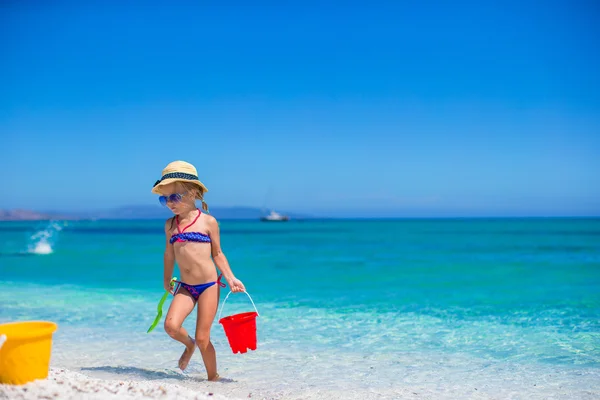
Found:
[227,277,246,293]
[164,279,175,295]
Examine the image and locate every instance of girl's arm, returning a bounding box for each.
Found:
[207,216,246,292]
[163,218,176,293]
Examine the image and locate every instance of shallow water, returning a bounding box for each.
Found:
[1,218,599,399]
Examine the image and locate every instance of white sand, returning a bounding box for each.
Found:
[2,362,599,400]
[0,368,242,400]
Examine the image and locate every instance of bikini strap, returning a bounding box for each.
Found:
[173,280,182,295]
[176,209,202,233]
[174,276,225,290]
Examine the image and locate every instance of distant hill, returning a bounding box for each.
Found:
[89,205,275,220]
[0,206,311,221]
[0,209,80,221]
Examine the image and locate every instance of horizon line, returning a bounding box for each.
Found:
[0,206,598,220]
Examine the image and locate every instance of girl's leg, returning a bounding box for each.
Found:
[195,283,220,380]
[164,287,196,370]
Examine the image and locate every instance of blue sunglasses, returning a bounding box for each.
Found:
[159,192,187,206]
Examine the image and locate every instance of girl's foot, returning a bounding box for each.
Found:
[178,337,196,371]
[208,373,220,382]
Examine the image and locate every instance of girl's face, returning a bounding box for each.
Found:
[159,183,194,214]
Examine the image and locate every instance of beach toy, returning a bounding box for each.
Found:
[147,277,178,333]
[218,291,260,354]
[0,321,58,385]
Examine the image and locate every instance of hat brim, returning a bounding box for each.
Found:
[151,178,208,196]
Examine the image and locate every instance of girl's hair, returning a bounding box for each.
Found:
[179,181,209,213]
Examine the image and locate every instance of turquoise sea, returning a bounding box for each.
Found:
[1,218,599,399]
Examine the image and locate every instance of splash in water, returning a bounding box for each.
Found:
[27,221,65,255]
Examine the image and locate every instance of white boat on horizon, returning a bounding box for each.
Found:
[260,210,290,222]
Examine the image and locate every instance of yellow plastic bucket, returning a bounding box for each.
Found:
[0,321,58,385]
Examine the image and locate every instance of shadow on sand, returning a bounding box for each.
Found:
[80,366,235,383]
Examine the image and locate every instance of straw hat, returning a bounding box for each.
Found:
[151,161,208,196]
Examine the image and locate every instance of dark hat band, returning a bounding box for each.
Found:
[153,172,199,187]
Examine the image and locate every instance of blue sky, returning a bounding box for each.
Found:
[1,1,599,217]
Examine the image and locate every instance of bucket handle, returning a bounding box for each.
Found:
[218,291,259,321]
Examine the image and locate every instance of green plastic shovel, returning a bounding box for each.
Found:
[147,277,177,333]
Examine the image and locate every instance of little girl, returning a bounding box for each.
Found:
[152,160,246,380]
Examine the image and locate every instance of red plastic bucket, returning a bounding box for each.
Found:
[218,291,259,354]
